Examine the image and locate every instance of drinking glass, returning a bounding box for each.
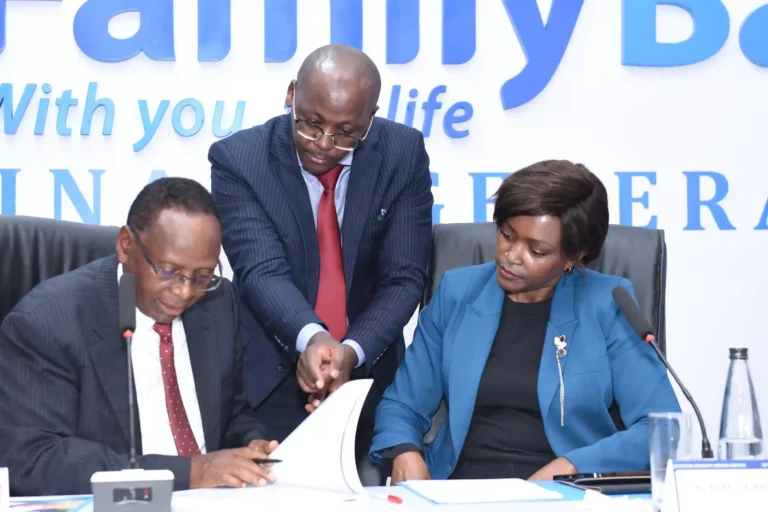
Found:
[649,412,693,511]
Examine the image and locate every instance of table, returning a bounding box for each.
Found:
[9,482,652,511]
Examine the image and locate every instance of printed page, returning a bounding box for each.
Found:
[398,478,564,504]
[268,379,373,496]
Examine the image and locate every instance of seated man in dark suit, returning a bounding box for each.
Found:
[0,177,279,496]
[208,44,433,478]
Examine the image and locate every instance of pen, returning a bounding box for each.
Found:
[369,494,403,504]
[253,458,282,464]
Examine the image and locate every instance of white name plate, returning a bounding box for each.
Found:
[0,468,8,512]
[663,459,768,511]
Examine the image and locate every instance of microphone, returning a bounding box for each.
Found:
[90,272,174,511]
[118,274,138,470]
[611,286,714,459]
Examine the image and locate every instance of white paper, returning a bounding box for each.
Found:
[398,478,564,504]
[172,486,359,511]
[266,379,373,496]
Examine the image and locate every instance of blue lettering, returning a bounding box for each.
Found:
[55,89,78,136]
[198,0,230,61]
[387,0,419,64]
[134,99,170,152]
[212,100,245,137]
[421,86,445,137]
[35,83,52,136]
[0,0,63,55]
[386,85,401,121]
[1,83,36,134]
[430,172,443,224]
[0,168,19,215]
[616,171,657,228]
[442,0,476,65]
[171,98,204,137]
[331,0,362,49]
[386,85,473,138]
[740,4,768,67]
[470,172,508,222]
[264,0,296,63]
[499,0,584,110]
[51,169,105,224]
[756,199,768,230]
[443,101,473,138]
[0,0,4,53]
[147,169,166,183]
[81,82,114,136]
[73,0,174,62]
[404,89,418,128]
[683,171,735,231]
[622,0,730,67]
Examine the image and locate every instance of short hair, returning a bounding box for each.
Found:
[127,177,220,233]
[493,160,609,264]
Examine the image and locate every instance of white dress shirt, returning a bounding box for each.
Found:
[293,151,366,367]
[118,265,207,456]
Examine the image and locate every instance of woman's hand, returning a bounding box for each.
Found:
[391,451,431,484]
[527,457,577,481]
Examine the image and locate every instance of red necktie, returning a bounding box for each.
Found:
[315,164,347,341]
[153,323,200,457]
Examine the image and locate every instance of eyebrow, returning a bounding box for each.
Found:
[502,223,556,248]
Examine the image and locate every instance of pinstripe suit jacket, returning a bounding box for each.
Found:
[0,255,265,496]
[209,114,434,408]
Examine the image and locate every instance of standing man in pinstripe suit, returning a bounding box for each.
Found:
[209,44,433,480]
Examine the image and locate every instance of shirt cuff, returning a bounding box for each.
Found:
[382,443,422,459]
[342,339,366,368]
[296,323,326,353]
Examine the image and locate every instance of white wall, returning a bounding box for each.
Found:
[2,0,767,450]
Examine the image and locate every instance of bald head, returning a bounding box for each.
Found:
[297,44,381,109]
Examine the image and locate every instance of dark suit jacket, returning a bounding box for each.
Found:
[0,255,264,496]
[209,114,434,407]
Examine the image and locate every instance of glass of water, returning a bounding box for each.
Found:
[649,412,692,511]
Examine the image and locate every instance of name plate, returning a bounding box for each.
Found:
[663,459,768,511]
[0,468,8,512]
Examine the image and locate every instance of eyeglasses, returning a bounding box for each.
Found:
[291,81,374,151]
[128,227,223,292]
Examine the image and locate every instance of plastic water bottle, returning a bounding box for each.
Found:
[718,348,763,459]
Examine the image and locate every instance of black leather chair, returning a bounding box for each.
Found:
[421,222,667,444]
[0,215,119,324]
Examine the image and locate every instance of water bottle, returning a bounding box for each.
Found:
[718,347,763,459]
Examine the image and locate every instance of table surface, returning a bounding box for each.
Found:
[10,482,653,512]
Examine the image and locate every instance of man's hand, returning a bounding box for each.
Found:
[391,451,430,485]
[297,332,358,412]
[527,457,577,481]
[189,441,279,489]
[303,343,358,413]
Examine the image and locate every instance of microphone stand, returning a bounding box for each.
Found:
[124,330,138,469]
[647,335,714,459]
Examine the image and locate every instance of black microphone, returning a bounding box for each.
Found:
[119,273,139,470]
[611,286,714,459]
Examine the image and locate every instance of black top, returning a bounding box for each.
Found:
[450,296,555,480]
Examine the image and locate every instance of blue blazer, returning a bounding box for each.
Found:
[370,262,681,478]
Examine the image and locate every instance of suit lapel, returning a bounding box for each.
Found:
[89,255,137,450]
[182,303,220,452]
[447,273,504,457]
[269,115,321,301]
[538,272,580,427]
[341,127,383,291]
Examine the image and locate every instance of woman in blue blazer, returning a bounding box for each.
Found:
[369,160,681,483]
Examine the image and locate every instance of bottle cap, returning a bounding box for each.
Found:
[729,347,748,360]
